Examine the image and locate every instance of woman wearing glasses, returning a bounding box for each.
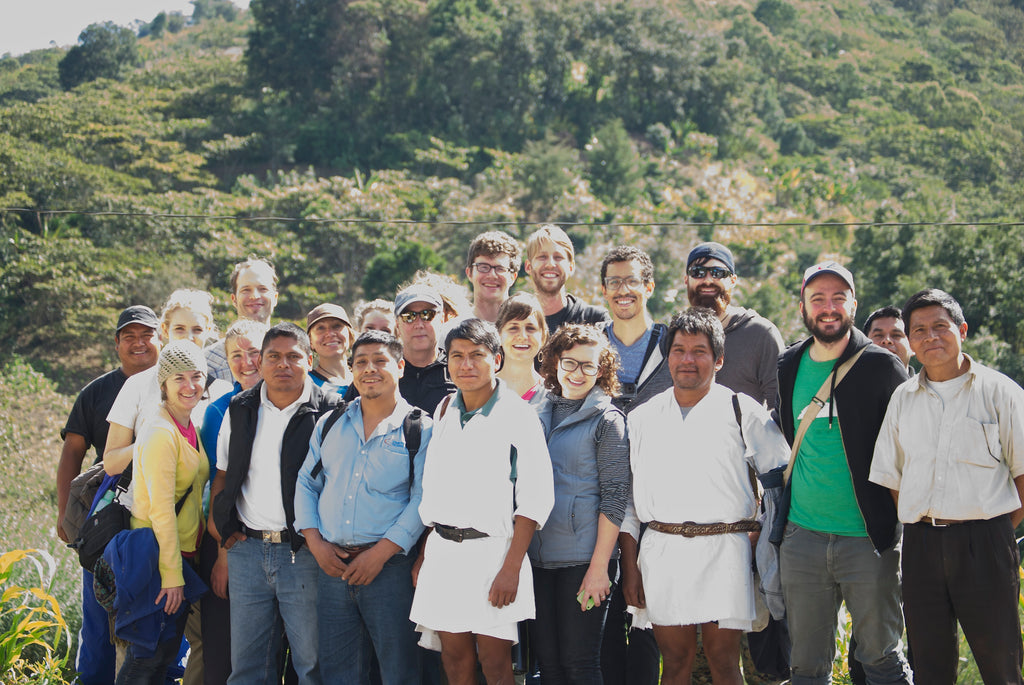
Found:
[496,293,548,401]
[528,324,630,684]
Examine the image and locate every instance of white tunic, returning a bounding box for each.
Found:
[625,384,789,629]
[411,380,554,641]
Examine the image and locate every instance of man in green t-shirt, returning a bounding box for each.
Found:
[776,262,911,685]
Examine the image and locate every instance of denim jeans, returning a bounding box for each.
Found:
[779,523,910,685]
[529,563,612,685]
[226,538,321,685]
[318,553,419,685]
[77,568,116,685]
[115,609,188,685]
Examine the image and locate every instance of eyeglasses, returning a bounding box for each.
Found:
[398,309,439,323]
[558,357,600,376]
[471,263,514,276]
[603,276,644,291]
[687,266,733,280]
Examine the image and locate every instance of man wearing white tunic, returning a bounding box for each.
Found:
[621,308,789,685]
[411,318,554,685]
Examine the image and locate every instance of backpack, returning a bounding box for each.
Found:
[310,406,424,487]
[71,464,193,573]
[62,461,108,543]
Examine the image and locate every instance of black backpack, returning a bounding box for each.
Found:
[71,464,193,573]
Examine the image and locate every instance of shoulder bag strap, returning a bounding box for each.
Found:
[783,347,866,484]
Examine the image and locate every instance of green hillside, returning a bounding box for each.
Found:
[1,0,1023,388]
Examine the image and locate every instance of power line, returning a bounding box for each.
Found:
[2,206,1023,229]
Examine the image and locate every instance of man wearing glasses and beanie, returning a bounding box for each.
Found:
[394,284,457,413]
[685,241,785,411]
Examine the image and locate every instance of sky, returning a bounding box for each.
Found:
[0,0,247,57]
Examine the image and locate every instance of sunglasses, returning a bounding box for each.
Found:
[398,309,439,323]
[687,266,733,280]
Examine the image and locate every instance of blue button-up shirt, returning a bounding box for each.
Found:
[294,397,430,554]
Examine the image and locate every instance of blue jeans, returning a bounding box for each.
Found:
[115,609,188,685]
[529,564,611,685]
[77,568,116,684]
[780,523,910,685]
[226,538,321,685]
[318,553,419,685]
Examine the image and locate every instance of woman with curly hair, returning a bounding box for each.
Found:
[528,324,630,684]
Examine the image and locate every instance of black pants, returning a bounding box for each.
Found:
[902,515,1023,685]
[529,563,612,684]
[599,565,660,685]
[199,530,231,685]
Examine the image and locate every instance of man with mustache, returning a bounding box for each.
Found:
[776,262,911,685]
[685,242,784,410]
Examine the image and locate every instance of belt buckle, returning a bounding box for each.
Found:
[928,517,948,528]
[263,530,282,543]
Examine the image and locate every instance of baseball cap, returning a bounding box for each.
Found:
[306,303,352,332]
[116,305,159,332]
[687,242,736,273]
[394,285,444,316]
[802,261,855,296]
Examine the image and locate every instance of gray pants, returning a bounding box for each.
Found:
[779,522,911,685]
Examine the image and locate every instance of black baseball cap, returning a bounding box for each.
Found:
[116,305,159,332]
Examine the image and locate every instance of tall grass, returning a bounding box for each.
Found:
[0,548,71,683]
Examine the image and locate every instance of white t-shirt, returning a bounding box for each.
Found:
[217,378,313,532]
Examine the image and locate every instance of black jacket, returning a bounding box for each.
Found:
[399,353,455,414]
[212,380,343,553]
[776,328,909,552]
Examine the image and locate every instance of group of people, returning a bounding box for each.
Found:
[55,225,1024,685]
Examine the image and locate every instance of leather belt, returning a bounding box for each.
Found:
[340,543,375,560]
[648,520,761,537]
[434,524,489,543]
[917,516,980,527]
[242,524,291,543]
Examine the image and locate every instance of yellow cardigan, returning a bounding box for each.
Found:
[130,406,209,588]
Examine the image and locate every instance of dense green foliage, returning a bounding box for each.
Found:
[0,0,1022,388]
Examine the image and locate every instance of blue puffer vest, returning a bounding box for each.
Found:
[528,388,623,567]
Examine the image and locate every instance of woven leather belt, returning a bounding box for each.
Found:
[435,524,489,543]
[648,520,761,537]
[340,543,375,560]
[242,524,291,543]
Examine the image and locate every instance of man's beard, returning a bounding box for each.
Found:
[688,285,729,316]
[803,310,853,344]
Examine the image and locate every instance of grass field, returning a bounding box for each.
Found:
[0,356,1017,683]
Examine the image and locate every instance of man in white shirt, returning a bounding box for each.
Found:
[410,318,553,685]
[210,323,343,685]
[870,289,1024,684]
[621,308,789,685]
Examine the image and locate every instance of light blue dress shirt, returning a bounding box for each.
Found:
[294,397,430,554]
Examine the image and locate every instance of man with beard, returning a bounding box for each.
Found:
[597,245,668,685]
[776,262,911,685]
[685,242,784,410]
[524,224,609,334]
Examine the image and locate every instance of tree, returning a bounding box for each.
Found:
[58,22,140,90]
[587,119,643,207]
[361,241,445,300]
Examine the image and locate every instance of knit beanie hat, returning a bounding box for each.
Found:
[157,340,208,386]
